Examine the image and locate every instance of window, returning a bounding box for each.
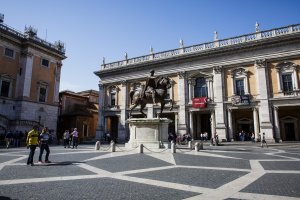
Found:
[235,79,245,96]
[0,80,10,97]
[276,62,299,96]
[110,93,116,106]
[231,67,249,96]
[37,81,48,103]
[194,77,207,98]
[41,58,49,67]
[282,74,293,94]
[4,48,14,58]
[39,87,47,102]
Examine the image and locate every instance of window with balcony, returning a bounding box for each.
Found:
[194,77,207,98]
[231,67,249,96]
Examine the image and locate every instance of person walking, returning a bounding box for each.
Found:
[38,127,51,163]
[71,128,79,149]
[261,132,268,148]
[5,130,13,149]
[63,130,70,148]
[26,125,39,166]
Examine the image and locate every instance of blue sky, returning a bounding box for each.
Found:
[2,0,300,92]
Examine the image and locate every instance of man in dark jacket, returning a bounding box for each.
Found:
[38,127,51,163]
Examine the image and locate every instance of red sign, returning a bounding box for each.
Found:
[192,97,207,108]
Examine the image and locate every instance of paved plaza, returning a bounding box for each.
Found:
[0,142,299,200]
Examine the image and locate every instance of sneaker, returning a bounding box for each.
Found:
[45,160,52,163]
[38,161,44,164]
[31,163,34,166]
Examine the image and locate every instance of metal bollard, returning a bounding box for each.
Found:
[139,144,143,154]
[188,141,192,149]
[95,141,100,150]
[195,142,199,151]
[111,141,116,152]
[171,141,176,153]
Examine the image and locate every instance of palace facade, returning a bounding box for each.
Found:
[0,15,66,137]
[57,90,99,142]
[94,23,300,143]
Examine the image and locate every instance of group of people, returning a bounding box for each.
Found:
[26,125,51,166]
[63,128,79,149]
[199,132,209,141]
[168,132,192,145]
[3,130,25,148]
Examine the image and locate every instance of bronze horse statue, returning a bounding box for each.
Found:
[129,76,173,118]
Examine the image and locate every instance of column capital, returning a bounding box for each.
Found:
[188,78,196,85]
[213,66,223,74]
[273,106,279,111]
[121,80,127,86]
[252,107,258,112]
[98,83,104,90]
[178,71,186,79]
[255,59,266,68]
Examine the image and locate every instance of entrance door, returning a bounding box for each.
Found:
[110,116,119,142]
[284,123,295,141]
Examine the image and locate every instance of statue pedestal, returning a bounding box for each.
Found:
[125,118,171,149]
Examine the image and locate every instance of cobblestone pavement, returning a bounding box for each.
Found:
[0,143,299,200]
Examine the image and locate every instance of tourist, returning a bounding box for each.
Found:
[261,132,268,148]
[63,130,70,148]
[71,128,79,149]
[251,132,255,143]
[26,125,39,166]
[38,127,51,163]
[5,130,13,149]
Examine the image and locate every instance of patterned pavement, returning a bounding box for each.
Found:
[0,143,299,200]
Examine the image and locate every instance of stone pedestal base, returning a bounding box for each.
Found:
[125,118,171,149]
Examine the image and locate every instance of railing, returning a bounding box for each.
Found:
[102,23,300,69]
[0,23,65,54]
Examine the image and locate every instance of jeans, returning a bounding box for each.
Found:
[73,137,78,148]
[27,145,37,164]
[39,144,50,161]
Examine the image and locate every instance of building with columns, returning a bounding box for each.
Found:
[0,15,66,137]
[94,23,300,143]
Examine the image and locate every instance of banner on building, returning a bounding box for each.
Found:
[192,97,207,108]
[231,95,250,106]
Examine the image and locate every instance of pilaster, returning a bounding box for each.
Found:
[177,71,187,135]
[213,66,226,141]
[118,80,128,142]
[255,60,274,141]
[17,50,34,98]
[96,83,105,140]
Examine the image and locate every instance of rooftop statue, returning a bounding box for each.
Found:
[130,70,173,118]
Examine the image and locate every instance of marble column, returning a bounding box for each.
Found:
[188,78,195,104]
[227,109,233,141]
[273,106,282,142]
[177,71,187,136]
[96,83,105,140]
[211,110,216,138]
[119,80,128,142]
[189,111,194,135]
[252,107,260,141]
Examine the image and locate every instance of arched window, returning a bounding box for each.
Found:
[194,77,207,98]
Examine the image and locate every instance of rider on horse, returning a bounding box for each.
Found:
[143,70,156,104]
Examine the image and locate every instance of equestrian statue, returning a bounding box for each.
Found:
[129,70,173,118]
